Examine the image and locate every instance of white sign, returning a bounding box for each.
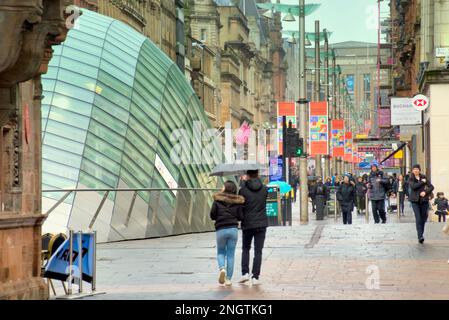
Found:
[412,94,430,111]
[436,47,449,58]
[155,154,178,195]
[391,98,421,126]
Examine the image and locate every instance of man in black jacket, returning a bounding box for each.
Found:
[408,164,434,243]
[238,170,268,285]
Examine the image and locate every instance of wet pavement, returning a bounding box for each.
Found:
[70,202,449,300]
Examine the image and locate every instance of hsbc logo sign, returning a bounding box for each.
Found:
[411,94,430,111]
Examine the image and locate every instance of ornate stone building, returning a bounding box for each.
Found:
[0,0,71,299]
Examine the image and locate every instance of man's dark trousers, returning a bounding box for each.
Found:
[371,199,386,223]
[241,227,266,280]
[412,202,429,240]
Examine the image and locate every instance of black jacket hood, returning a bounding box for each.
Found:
[213,192,245,204]
[245,178,264,192]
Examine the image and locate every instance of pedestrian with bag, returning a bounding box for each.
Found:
[337,175,357,225]
[408,164,434,244]
[238,170,268,285]
[210,181,245,286]
[367,164,390,224]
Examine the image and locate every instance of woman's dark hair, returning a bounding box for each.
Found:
[223,180,237,194]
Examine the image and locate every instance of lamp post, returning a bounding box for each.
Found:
[298,0,308,224]
[313,20,322,180]
[331,49,337,176]
[323,28,330,179]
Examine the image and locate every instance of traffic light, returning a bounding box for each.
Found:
[285,128,304,158]
[296,137,304,157]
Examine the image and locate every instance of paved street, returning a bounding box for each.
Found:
[72,203,449,300]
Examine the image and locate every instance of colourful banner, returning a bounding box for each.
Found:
[344,131,353,162]
[331,119,345,157]
[309,101,329,156]
[277,102,296,155]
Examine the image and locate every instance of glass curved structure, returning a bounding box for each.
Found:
[41,9,223,242]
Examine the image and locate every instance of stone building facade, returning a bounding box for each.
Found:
[0,0,72,300]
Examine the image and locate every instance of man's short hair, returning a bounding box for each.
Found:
[247,170,259,178]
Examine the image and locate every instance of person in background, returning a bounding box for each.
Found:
[325,177,333,187]
[355,176,368,215]
[337,175,356,225]
[238,170,268,285]
[408,164,434,244]
[210,181,244,286]
[433,192,449,223]
[367,164,390,224]
[315,177,329,219]
[308,179,318,213]
[393,174,408,216]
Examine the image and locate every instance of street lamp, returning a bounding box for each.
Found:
[283,8,296,22]
[287,33,296,44]
[305,34,312,46]
[263,6,274,19]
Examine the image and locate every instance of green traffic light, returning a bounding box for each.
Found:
[296,148,303,156]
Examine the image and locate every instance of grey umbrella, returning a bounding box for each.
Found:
[209,162,266,177]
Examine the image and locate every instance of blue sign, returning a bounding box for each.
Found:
[44,233,95,283]
[346,75,354,94]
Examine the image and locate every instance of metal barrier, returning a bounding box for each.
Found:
[42,188,221,237]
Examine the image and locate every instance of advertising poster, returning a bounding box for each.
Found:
[277,102,297,155]
[331,119,345,157]
[309,101,329,156]
[344,131,353,162]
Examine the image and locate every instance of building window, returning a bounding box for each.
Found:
[200,29,207,42]
[363,73,371,102]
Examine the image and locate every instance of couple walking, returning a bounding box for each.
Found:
[209,170,268,286]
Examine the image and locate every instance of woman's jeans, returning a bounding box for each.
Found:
[398,192,405,214]
[411,201,429,240]
[216,227,238,279]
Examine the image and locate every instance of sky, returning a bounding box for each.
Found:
[279,0,390,45]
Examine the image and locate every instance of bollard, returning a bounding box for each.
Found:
[68,229,73,295]
[334,193,337,221]
[78,231,83,294]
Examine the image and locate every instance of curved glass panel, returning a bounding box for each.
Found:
[41,9,224,242]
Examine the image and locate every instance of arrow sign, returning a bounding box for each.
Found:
[412,94,430,111]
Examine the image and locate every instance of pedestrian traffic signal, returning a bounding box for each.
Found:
[296,138,304,157]
[285,128,304,158]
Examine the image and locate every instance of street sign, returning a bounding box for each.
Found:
[391,97,421,125]
[411,94,430,111]
[436,47,449,58]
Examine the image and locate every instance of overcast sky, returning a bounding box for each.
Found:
[279,0,390,44]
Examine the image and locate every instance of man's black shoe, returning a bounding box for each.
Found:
[419,238,425,244]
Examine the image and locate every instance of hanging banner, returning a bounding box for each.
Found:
[309,101,329,156]
[44,233,95,283]
[331,119,345,157]
[344,131,353,162]
[277,102,297,155]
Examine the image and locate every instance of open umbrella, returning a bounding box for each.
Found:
[209,162,266,177]
[267,181,292,195]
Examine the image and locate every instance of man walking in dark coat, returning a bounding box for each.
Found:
[238,170,268,285]
[367,164,390,223]
[337,175,357,224]
[408,164,434,243]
